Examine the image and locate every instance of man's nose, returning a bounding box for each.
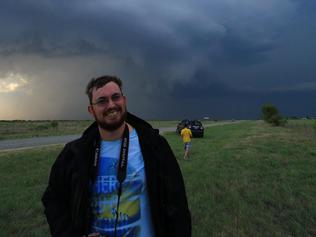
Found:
[107,98,116,108]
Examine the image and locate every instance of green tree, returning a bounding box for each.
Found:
[261,104,287,126]
[262,104,278,122]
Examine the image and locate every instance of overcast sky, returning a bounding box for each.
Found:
[0,0,315,120]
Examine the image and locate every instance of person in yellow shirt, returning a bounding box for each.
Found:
[180,124,193,160]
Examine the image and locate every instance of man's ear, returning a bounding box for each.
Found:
[88,105,94,115]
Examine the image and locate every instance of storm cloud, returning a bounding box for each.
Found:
[0,0,315,119]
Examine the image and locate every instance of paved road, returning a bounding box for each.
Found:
[0,122,238,151]
[0,134,81,151]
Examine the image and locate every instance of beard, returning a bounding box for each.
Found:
[95,106,127,132]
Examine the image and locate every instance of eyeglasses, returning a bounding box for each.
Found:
[91,93,124,107]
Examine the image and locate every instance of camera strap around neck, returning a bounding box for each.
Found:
[117,123,130,183]
[115,123,130,237]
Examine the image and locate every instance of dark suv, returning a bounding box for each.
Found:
[176,119,204,138]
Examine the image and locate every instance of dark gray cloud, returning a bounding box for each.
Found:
[0,0,315,119]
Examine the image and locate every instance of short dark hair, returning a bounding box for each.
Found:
[86,75,123,104]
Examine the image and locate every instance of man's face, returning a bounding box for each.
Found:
[88,82,127,131]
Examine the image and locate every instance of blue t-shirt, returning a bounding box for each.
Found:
[90,129,155,237]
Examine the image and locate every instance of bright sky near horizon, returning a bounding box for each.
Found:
[0,0,315,120]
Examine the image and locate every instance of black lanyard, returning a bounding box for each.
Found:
[93,124,130,237]
[114,124,129,237]
[117,124,130,184]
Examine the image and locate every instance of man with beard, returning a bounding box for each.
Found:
[42,75,191,237]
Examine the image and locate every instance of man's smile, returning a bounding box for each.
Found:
[104,108,121,119]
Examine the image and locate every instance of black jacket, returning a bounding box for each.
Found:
[42,113,191,237]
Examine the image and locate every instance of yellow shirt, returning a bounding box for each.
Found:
[181,128,192,143]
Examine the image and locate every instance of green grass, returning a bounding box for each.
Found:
[0,120,93,140]
[0,120,315,236]
[0,145,61,236]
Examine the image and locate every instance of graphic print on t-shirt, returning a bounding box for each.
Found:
[90,129,154,237]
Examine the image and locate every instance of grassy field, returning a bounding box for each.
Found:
[0,120,315,236]
[170,120,316,236]
[0,119,217,140]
